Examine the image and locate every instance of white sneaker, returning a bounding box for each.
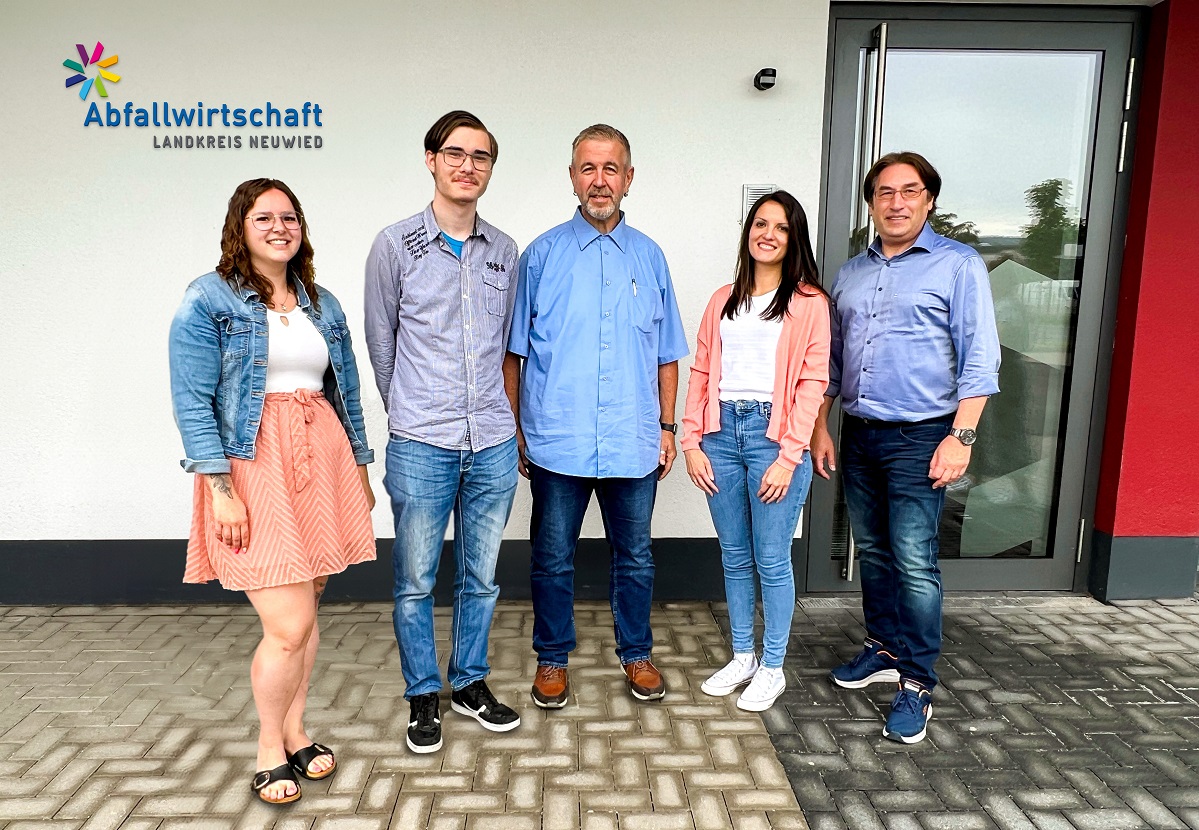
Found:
[736,666,786,711]
[700,653,759,697]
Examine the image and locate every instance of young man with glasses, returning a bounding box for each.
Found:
[810,151,1000,744]
[504,124,689,708]
[364,110,521,754]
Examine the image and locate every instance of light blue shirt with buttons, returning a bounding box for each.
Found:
[827,222,1001,421]
[508,209,689,478]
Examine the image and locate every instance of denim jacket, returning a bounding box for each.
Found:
[169,271,374,474]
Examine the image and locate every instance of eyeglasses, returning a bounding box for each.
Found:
[439,147,494,170]
[873,186,927,204]
[247,212,301,230]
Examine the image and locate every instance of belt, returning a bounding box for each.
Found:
[843,412,953,429]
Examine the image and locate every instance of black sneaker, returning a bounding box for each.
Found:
[450,679,521,732]
[406,692,442,754]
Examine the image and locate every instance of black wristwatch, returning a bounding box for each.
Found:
[660,422,677,434]
[949,427,977,446]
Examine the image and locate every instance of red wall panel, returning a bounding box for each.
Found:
[1096,0,1199,537]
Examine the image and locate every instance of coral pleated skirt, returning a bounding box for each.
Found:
[184,390,376,592]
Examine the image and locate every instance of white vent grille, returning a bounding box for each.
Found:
[742,184,778,223]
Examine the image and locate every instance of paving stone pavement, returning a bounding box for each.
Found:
[753,593,1199,830]
[0,600,806,830]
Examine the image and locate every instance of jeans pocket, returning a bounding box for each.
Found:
[898,421,951,444]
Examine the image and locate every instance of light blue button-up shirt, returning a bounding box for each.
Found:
[828,222,1001,421]
[508,209,689,478]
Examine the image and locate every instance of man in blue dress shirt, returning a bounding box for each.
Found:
[811,151,1000,744]
[504,124,689,708]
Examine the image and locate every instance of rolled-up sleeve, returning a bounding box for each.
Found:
[825,290,844,401]
[363,231,400,410]
[501,239,521,346]
[169,286,230,474]
[777,298,831,469]
[950,255,1001,399]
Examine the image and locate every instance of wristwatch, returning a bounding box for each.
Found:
[949,427,977,446]
[660,422,677,434]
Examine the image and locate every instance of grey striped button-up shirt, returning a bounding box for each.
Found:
[364,204,519,451]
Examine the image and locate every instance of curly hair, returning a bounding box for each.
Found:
[215,178,319,314]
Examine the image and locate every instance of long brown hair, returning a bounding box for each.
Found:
[722,190,827,322]
[215,178,319,314]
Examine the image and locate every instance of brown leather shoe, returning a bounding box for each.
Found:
[624,659,666,701]
[531,665,569,709]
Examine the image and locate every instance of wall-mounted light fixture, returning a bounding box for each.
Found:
[754,68,777,91]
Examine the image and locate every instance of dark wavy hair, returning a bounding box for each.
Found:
[862,151,942,211]
[722,190,827,322]
[215,178,318,314]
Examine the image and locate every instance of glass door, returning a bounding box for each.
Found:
[807,7,1137,591]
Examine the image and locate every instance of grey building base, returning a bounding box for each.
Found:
[1089,531,1199,602]
[0,538,726,605]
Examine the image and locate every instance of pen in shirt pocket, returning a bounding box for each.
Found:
[632,278,638,297]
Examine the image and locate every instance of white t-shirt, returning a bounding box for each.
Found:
[718,292,783,403]
[265,307,329,393]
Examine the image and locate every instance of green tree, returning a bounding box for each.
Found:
[1021,178,1078,278]
[929,210,980,245]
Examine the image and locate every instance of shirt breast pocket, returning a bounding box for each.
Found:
[483,270,510,316]
[632,284,661,334]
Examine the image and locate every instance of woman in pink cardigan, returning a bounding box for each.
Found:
[681,191,831,711]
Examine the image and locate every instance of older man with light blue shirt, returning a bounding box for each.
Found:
[504,124,689,708]
[811,151,1000,745]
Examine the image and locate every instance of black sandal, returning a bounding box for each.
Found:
[287,742,336,780]
[251,762,302,804]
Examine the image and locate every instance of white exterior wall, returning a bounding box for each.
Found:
[1,0,831,541]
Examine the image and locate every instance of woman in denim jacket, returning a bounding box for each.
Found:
[169,178,376,805]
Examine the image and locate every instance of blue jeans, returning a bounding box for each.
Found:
[528,464,657,667]
[702,401,811,669]
[384,435,518,697]
[841,414,952,690]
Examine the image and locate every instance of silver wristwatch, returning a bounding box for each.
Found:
[949,427,977,446]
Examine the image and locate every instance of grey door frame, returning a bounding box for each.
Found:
[800,3,1145,593]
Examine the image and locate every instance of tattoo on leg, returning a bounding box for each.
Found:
[211,474,234,499]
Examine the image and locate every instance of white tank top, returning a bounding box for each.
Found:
[718,292,783,403]
[265,308,329,393]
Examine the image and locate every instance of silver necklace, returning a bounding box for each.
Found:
[269,291,297,324]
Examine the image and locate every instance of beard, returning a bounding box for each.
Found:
[583,193,619,222]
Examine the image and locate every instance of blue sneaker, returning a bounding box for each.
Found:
[829,639,900,689]
[883,680,932,744]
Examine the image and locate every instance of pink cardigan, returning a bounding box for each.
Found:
[680,284,831,471]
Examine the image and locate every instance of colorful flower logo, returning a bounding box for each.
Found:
[63,42,120,100]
